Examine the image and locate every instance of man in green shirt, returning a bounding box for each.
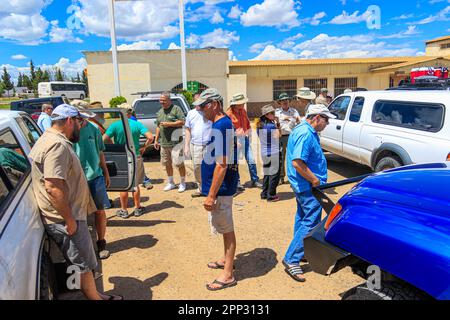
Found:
[154,92,187,193]
[73,107,112,260]
[103,105,154,219]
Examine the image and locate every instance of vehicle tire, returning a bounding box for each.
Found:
[80,94,85,100]
[39,251,58,300]
[374,156,402,172]
[342,282,430,300]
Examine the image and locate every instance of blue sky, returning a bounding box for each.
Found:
[1,0,449,81]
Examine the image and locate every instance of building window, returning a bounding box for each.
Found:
[334,77,358,96]
[304,78,328,96]
[440,43,450,49]
[273,80,297,100]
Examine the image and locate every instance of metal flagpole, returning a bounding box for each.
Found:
[179,0,188,90]
[108,0,121,97]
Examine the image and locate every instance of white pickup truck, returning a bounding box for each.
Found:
[0,109,136,299]
[321,90,450,171]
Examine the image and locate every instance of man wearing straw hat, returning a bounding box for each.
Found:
[295,87,316,115]
[275,93,301,185]
[226,93,262,191]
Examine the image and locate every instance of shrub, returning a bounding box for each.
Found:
[180,90,193,107]
[109,96,127,108]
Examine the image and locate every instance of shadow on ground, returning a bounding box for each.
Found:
[106,272,169,300]
[277,192,295,201]
[234,248,278,282]
[107,219,176,227]
[326,153,372,179]
[108,234,158,254]
[144,200,185,212]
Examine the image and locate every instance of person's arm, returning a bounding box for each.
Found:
[102,133,113,144]
[161,120,185,128]
[43,116,52,131]
[140,131,154,154]
[292,159,320,187]
[99,151,110,188]
[184,127,191,157]
[203,156,228,212]
[154,126,160,150]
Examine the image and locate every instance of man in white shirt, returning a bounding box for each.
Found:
[184,103,213,197]
[37,104,53,132]
[275,93,302,185]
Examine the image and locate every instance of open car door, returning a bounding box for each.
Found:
[90,108,137,191]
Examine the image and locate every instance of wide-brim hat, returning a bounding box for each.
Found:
[118,103,134,113]
[69,100,96,118]
[261,104,276,117]
[277,93,290,101]
[295,87,316,100]
[229,93,249,106]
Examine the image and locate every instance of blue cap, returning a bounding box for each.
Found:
[51,104,91,121]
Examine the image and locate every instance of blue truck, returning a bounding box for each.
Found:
[304,162,450,300]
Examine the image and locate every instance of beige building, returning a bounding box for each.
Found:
[84,36,450,117]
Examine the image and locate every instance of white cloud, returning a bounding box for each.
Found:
[251,45,296,60]
[211,10,225,24]
[279,33,304,49]
[392,14,414,20]
[228,5,242,19]
[168,42,180,49]
[187,28,239,48]
[11,54,27,60]
[228,50,237,61]
[300,12,326,26]
[414,5,450,24]
[49,20,83,43]
[115,40,161,51]
[329,10,371,25]
[379,25,420,39]
[249,41,272,53]
[0,12,49,44]
[189,0,234,4]
[241,0,299,30]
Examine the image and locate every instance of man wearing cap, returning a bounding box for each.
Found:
[184,95,213,198]
[72,103,112,260]
[226,93,261,190]
[37,104,53,132]
[194,88,239,291]
[282,104,336,283]
[315,88,329,106]
[29,104,122,300]
[154,91,187,193]
[103,104,154,219]
[275,93,301,185]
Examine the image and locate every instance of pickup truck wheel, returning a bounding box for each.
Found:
[39,251,58,300]
[342,282,430,300]
[80,94,85,100]
[374,156,402,172]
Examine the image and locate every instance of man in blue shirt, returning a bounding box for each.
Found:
[194,88,239,291]
[37,104,53,132]
[283,104,336,282]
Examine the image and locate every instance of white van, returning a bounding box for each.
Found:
[321,90,450,171]
[38,82,87,100]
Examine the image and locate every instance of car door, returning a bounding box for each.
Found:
[321,95,352,155]
[90,108,137,191]
[342,97,365,163]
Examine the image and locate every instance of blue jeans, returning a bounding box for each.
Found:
[284,189,322,265]
[88,176,111,211]
[237,136,259,183]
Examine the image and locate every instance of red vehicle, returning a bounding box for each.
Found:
[411,67,449,83]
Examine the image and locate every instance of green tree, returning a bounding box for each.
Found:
[109,96,127,108]
[42,70,51,82]
[76,72,81,82]
[30,60,36,83]
[81,70,89,96]
[1,67,14,96]
[17,73,23,87]
[0,83,4,97]
[55,68,64,81]
[33,67,44,91]
[22,74,32,90]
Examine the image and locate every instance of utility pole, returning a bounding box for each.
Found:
[179,0,188,90]
[108,0,121,97]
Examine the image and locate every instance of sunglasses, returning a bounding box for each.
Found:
[199,101,212,109]
[72,116,85,124]
[319,115,330,123]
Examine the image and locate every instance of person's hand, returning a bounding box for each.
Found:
[160,122,170,128]
[139,147,146,155]
[184,145,190,158]
[65,218,78,236]
[154,141,160,150]
[311,177,320,188]
[203,196,216,212]
[104,172,111,188]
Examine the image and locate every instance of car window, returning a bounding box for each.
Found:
[328,96,351,120]
[134,98,187,118]
[372,100,444,133]
[16,116,40,146]
[0,129,31,214]
[349,97,365,123]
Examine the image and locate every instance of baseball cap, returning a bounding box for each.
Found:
[51,104,93,121]
[192,88,223,106]
[305,104,337,119]
[277,93,290,101]
[320,88,329,93]
[118,103,134,114]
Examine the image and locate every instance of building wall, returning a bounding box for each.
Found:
[84,49,229,107]
[426,41,450,57]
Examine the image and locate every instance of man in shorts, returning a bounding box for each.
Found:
[154,92,187,193]
[103,104,154,218]
[29,104,122,300]
[194,88,239,291]
[72,104,112,259]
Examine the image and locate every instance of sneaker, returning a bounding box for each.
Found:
[163,183,177,191]
[237,183,245,192]
[116,209,130,219]
[178,183,186,193]
[143,180,153,190]
[267,195,280,202]
[251,181,263,189]
[97,240,110,260]
[133,207,145,217]
[191,191,204,198]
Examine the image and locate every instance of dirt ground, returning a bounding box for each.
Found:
[65,152,373,300]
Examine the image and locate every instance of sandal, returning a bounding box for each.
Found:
[283,260,305,282]
[206,279,237,291]
[105,294,124,300]
[207,261,235,270]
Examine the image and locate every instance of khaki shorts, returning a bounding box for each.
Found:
[137,156,145,184]
[208,196,234,234]
[161,146,184,167]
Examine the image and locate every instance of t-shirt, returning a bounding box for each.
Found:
[73,121,105,182]
[275,107,300,135]
[155,105,186,147]
[286,121,328,193]
[201,116,238,197]
[105,118,149,154]
[257,121,280,157]
[37,113,52,132]
[185,109,212,146]
[28,128,97,224]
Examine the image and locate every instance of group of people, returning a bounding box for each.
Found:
[28,85,336,298]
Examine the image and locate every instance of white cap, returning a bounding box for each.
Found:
[305,104,337,119]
